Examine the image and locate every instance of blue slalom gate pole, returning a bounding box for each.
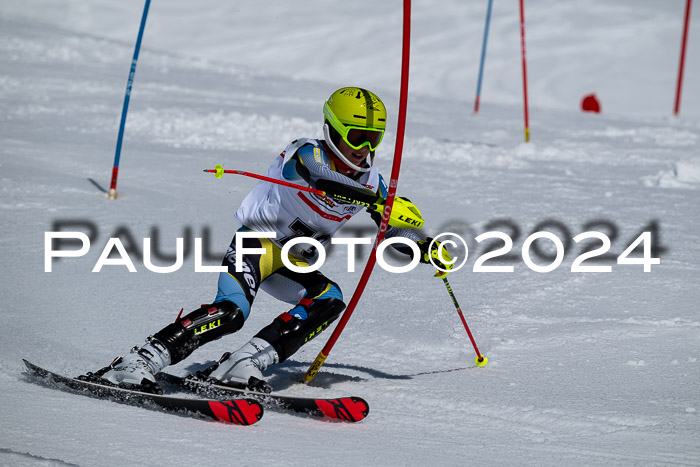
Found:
[109,0,151,200]
[473,0,493,114]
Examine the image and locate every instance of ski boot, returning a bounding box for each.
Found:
[205,337,279,393]
[82,338,171,394]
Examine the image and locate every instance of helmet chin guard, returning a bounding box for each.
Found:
[323,122,373,173]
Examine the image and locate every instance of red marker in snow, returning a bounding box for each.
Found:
[581,93,601,113]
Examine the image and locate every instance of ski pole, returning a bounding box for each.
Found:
[441,276,487,367]
[205,165,326,195]
[204,165,376,208]
[204,165,424,230]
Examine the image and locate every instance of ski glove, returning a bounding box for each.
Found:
[417,238,454,277]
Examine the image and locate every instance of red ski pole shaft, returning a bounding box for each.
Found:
[442,277,487,366]
[203,168,324,196]
[203,167,379,209]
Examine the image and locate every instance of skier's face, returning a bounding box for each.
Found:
[337,137,370,167]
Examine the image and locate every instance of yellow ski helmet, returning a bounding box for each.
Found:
[323,87,387,172]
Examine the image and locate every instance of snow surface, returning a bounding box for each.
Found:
[1,1,699,466]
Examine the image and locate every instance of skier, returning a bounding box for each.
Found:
[92,87,453,393]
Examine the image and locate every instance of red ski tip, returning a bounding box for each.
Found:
[314,397,369,422]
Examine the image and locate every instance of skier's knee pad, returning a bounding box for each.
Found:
[152,301,245,364]
[255,297,346,362]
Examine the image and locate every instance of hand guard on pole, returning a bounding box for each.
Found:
[417,238,455,277]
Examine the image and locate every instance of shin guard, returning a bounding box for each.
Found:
[255,298,345,362]
[152,301,244,365]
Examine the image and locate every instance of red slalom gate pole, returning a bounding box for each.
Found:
[674,0,693,116]
[304,0,412,384]
[519,0,531,142]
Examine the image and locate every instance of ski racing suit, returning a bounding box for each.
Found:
[150,138,423,367]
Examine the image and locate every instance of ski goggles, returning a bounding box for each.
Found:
[341,126,385,151]
[324,103,385,151]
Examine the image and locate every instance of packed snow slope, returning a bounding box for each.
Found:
[1,1,699,466]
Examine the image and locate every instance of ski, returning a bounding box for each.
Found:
[23,360,263,426]
[158,372,370,422]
